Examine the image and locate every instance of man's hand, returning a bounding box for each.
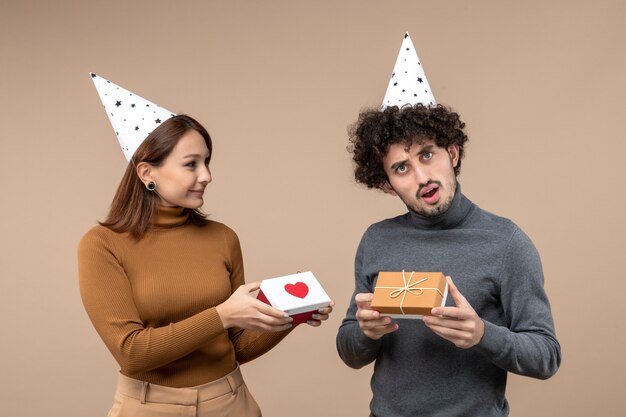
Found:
[355,293,398,340]
[422,276,484,349]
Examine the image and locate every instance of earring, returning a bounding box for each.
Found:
[146,181,156,191]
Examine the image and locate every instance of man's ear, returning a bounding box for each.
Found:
[448,144,460,168]
[136,162,155,186]
[380,181,397,196]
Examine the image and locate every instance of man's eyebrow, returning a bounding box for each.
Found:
[416,144,435,155]
[390,158,408,171]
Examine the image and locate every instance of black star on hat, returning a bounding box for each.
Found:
[135,126,139,131]
[417,77,423,83]
[155,118,161,124]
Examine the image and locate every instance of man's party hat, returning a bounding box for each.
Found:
[382,33,436,109]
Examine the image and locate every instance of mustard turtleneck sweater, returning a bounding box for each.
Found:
[78,206,290,387]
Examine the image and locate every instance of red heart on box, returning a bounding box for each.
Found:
[284,282,309,298]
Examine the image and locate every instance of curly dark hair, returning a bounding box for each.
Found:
[348,104,468,188]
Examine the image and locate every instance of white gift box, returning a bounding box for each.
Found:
[257,271,331,325]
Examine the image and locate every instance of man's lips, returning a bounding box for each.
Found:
[419,183,439,198]
[415,181,442,205]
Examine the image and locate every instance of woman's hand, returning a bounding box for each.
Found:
[306,300,335,327]
[216,282,293,332]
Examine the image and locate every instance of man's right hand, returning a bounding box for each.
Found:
[355,293,398,340]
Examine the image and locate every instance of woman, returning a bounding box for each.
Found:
[79,74,332,416]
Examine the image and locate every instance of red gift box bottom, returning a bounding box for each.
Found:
[257,290,315,326]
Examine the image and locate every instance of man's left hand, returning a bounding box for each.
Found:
[422,276,484,349]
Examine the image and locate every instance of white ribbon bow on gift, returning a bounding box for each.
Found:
[376,270,445,314]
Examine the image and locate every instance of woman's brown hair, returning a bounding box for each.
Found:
[100,114,212,239]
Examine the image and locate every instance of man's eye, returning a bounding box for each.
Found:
[422,152,433,160]
[396,165,407,173]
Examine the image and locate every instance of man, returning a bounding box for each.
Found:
[336,33,560,417]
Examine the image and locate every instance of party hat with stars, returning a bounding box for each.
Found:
[382,32,436,109]
[90,73,176,161]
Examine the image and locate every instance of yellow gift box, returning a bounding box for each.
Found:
[371,271,448,319]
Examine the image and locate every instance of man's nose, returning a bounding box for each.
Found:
[413,165,430,184]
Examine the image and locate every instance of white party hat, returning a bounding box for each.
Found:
[381,33,436,109]
[90,73,176,161]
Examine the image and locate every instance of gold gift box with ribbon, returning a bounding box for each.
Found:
[371,271,448,319]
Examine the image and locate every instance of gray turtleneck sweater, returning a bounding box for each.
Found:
[336,186,560,417]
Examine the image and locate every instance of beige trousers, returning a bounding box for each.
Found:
[107,365,262,417]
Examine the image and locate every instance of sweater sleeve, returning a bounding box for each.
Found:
[223,228,292,364]
[336,232,383,368]
[78,228,227,376]
[474,226,561,379]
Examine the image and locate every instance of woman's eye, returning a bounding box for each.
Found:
[186,161,196,168]
[396,165,407,173]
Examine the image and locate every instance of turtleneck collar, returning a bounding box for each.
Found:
[154,205,190,228]
[408,183,474,230]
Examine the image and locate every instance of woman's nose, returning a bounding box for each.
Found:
[199,166,212,184]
